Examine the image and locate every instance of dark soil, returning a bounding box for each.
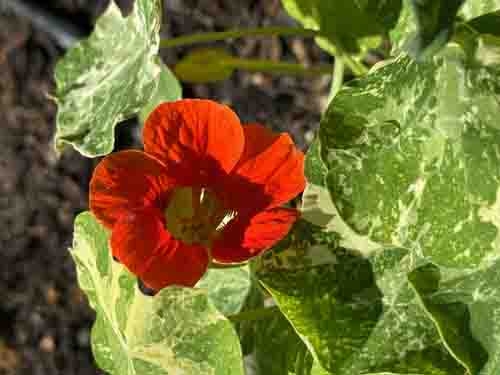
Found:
[0,1,328,374]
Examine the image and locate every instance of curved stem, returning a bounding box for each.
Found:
[327,56,345,104]
[160,26,319,49]
[227,57,332,76]
[342,53,368,76]
[227,306,280,323]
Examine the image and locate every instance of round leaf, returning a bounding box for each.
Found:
[71,212,245,375]
[54,0,162,157]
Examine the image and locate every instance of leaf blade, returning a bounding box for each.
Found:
[71,212,245,375]
[54,0,163,157]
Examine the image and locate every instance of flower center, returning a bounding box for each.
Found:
[164,187,235,247]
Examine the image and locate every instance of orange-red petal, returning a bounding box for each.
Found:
[90,150,173,229]
[224,124,305,212]
[143,99,244,186]
[111,207,209,290]
[211,207,299,263]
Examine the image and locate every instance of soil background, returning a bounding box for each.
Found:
[0,0,329,373]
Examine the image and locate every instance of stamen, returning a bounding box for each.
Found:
[216,210,237,231]
[165,187,237,246]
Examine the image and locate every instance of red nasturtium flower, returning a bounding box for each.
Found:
[90,99,305,292]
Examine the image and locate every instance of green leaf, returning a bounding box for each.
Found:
[303,45,500,373]
[138,61,182,125]
[174,48,234,83]
[235,276,323,375]
[391,0,500,58]
[320,48,500,269]
[461,0,500,19]
[234,279,266,356]
[253,310,314,375]
[390,0,415,52]
[301,140,381,253]
[465,10,500,36]
[196,265,251,316]
[54,0,162,157]
[434,258,500,374]
[256,221,471,374]
[454,11,500,66]
[408,263,488,374]
[407,0,465,59]
[71,212,244,375]
[280,0,402,55]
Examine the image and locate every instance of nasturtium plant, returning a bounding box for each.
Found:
[53,0,500,373]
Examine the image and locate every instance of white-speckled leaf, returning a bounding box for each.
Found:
[280,0,401,55]
[196,265,251,316]
[256,221,479,374]
[321,47,500,269]
[71,212,244,375]
[54,0,162,157]
[138,61,182,125]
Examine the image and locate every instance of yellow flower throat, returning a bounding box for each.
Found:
[164,187,235,247]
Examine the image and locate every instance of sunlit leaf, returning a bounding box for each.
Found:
[320,48,500,269]
[196,265,251,316]
[280,0,402,55]
[256,221,472,374]
[139,61,182,124]
[54,0,162,157]
[461,0,500,19]
[302,43,500,373]
[71,212,244,375]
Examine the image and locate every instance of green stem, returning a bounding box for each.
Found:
[227,57,333,77]
[327,56,345,104]
[227,306,280,323]
[342,53,368,76]
[161,26,319,49]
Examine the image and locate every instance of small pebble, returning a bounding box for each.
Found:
[39,335,55,353]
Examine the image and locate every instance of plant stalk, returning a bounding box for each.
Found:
[226,57,333,77]
[160,26,318,49]
[327,56,345,104]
